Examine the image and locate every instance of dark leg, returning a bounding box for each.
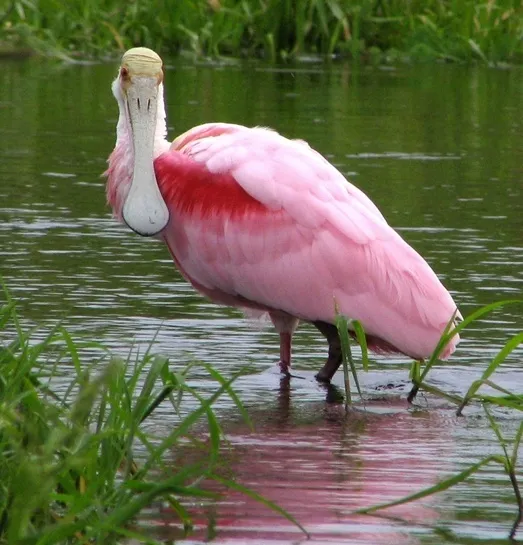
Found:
[312,321,343,383]
[279,332,292,375]
[407,385,419,403]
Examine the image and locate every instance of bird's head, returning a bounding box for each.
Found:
[112,47,169,237]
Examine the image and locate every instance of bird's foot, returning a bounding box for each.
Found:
[315,355,342,384]
[278,360,291,377]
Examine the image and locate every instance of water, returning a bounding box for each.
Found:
[1,57,522,543]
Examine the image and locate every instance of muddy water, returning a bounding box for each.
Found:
[1,57,522,543]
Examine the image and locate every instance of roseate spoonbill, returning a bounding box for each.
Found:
[105,47,461,387]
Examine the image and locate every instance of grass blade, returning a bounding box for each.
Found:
[336,314,358,406]
[351,319,369,372]
[457,332,523,415]
[355,455,498,514]
[212,475,309,537]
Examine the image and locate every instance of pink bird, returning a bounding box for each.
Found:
[105,47,461,387]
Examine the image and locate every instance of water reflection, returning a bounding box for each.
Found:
[149,382,452,544]
[136,368,520,544]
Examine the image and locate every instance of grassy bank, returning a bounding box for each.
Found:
[2,0,523,63]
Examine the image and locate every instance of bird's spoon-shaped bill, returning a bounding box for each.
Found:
[122,76,169,236]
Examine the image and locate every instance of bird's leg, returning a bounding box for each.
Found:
[279,331,292,375]
[269,311,300,376]
[312,321,343,383]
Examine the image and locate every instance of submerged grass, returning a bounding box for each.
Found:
[3,0,523,63]
[0,292,306,544]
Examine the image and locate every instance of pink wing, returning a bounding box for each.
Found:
[155,124,459,359]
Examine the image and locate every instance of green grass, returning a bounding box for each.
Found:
[0,293,306,544]
[3,0,523,63]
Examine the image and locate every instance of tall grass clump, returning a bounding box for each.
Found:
[0,294,305,544]
[3,0,523,63]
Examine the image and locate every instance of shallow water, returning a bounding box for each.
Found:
[1,57,522,543]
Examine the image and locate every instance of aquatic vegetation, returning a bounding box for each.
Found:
[335,313,368,408]
[355,403,523,539]
[3,0,523,63]
[339,299,523,538]
[409,299,523,411]
[0,293,305,544]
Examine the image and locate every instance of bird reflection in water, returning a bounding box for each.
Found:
[151,378,452,545]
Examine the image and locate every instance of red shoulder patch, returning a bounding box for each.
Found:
[154,152,268,220]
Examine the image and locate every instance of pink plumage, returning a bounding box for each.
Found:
[106,49,460,386]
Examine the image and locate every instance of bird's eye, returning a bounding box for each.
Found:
[120,67,130,80]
